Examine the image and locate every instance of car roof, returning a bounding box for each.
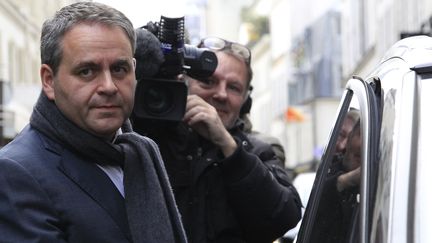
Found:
[380,35,432,72]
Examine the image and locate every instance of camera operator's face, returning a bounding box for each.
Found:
[342,128,362,172]
[188,52,249,128]
[336,116,356,154]
[40,23,136,140]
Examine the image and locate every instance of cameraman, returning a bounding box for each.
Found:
[136,36,302,243]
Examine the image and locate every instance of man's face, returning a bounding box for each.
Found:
[187,52,248,128]
[41,23,136,140]
[342,129,362,171]
[336,117,355,153]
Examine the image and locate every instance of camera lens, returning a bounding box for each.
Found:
[143,86,174,115]
[133,78,187,122]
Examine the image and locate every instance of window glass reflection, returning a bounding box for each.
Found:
[310,99,362,243]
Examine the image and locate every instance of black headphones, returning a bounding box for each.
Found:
[240,85,253,115]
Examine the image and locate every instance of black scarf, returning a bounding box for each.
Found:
[30,92,187,243]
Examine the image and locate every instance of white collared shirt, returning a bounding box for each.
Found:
[96,129,125,197]
[97,164,124,197]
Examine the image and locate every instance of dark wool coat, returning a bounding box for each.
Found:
[0,126,132,242]
[144,122,302,243]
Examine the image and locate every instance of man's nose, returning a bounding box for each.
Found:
[99,71,118,94]
[213,83,228,99]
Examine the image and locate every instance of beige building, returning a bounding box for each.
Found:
[0,0,77,144]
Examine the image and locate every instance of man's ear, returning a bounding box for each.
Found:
[40,64,55,100]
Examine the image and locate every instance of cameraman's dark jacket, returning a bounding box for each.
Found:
[140,120,302,243]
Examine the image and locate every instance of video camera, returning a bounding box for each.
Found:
[132,16,218,125]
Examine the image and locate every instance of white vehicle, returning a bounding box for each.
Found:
[294,35,432,243]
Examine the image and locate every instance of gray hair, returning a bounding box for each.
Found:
[40,1,136,74]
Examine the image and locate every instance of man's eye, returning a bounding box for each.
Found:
[113,66,127,73]
[227,84,243,95]
[78,68,94,78]
[199,79,216,87]
[111,65,131,79]
[201,79,215,85]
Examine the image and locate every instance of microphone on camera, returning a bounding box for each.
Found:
[134,27,165,80]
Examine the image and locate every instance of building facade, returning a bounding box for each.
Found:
[239,0,432,169]
[0,0,77,145]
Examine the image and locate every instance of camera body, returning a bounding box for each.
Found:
[132,16,217,125]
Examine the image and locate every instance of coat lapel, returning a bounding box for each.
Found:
[57,149,132,241]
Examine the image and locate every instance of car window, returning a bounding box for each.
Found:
[310,95,362,243]
[296,76,380,243]
[295,85,362,243]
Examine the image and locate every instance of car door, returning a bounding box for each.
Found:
[295,35,432,243]
[295,76,381,243]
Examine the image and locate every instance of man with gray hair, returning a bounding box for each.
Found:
[0,2,186,242]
